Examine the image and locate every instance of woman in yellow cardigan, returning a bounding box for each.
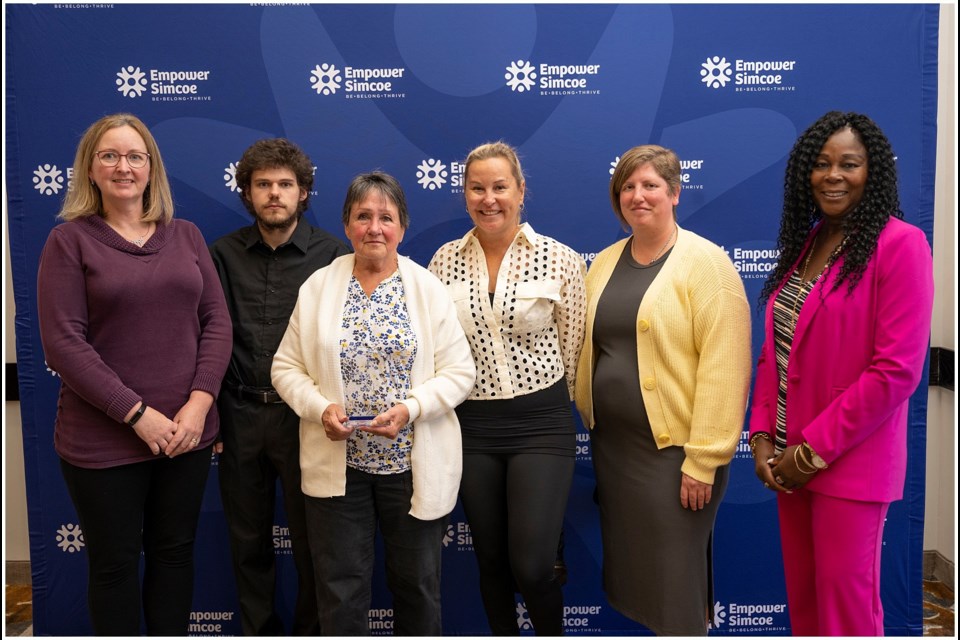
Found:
[574,145,752,635]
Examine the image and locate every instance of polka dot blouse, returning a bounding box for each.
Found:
[429,223,587,401]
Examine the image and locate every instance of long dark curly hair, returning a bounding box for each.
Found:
[760,111,902,303]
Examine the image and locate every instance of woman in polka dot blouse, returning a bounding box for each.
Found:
[429,141,587,636]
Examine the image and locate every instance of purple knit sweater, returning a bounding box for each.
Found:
[37,215,232,468]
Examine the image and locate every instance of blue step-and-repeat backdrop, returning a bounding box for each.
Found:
[6,4,938,636]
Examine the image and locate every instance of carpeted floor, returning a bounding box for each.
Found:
[4,584,32,637]
[923,577,955,636]
[4,580,955,636]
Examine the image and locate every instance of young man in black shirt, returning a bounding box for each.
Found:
[210,138,349,635]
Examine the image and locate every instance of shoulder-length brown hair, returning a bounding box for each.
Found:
[59,113,175,223]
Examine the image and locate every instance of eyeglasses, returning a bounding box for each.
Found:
[95,150,151,169]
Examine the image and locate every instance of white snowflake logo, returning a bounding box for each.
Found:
[505,60,537,92]
[33,165,65,195]
[515,602,533,631]
[310,63,342,95]
[442,524,454,548]
[224,162,239,192]
[116,66,148,98]
[416,159,448,190]
[609,156,620,176]
[707,601,726,629]
[700,56,732,89]
[56,523,85,553]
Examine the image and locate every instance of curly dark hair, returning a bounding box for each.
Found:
[760,111,902,303]
[235,138,314,217]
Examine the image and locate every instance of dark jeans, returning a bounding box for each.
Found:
[459,452,574,636]
[59,447,212,636]
[218,391,319,635]
[304,467,447,636]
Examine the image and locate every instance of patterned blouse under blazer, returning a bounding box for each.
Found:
[429,223,587,401]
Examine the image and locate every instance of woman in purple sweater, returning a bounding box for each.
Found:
[36,113,232,635]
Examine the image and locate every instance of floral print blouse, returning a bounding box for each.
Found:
[340,272,417,474]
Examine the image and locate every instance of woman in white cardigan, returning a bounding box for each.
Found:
[272,171,475,635]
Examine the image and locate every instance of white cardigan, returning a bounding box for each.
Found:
[272,254,476,520]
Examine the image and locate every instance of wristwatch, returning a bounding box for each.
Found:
[802,442,828,470]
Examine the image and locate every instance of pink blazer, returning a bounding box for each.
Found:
[749,217,933,503]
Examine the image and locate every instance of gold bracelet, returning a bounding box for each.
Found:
[794,445,817,474]
[749,432,772,454]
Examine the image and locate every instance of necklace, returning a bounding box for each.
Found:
[106,218,152,247]
[789,236,817,328]
[635,224,677,266]
[789,234,846,328]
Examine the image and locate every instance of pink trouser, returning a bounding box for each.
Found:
[777,490,890,636]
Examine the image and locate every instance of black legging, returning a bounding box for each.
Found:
[459,451,574,635]
[60,446,212,635]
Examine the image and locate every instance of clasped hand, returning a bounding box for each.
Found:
[753,439,814,492]
[129,391,212,458]
[321,403,411,442]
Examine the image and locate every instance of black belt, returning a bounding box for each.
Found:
[237,385,285,404]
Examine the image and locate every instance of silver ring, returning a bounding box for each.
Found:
[763,482,770,488]
[775,477,784,485]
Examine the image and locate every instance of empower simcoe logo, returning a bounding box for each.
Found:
[368,608,394,634]
[117,65,148,97]
[700,57,733,88]
[272,524,293,555]
[224,162,240,192]
[310,62,407,99]
[708,600,789,632]
[189,610,235,635]
[505,59,601,96]
[447,520,474,551]
[116,64,213,101]
[575,432,591,462]
[700,55,798,92]
[516,601,603,632]
[56,523,85,553]
[723,244,781,280]
[417,159,448,191]
[33,164,71,195]
[415,157,466,193]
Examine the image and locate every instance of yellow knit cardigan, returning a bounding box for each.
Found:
[574,227,752,484]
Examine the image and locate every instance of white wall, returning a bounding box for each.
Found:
[921,2,956,566]
[5,201,31,563]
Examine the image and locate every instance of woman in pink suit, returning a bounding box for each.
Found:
[749,111,933,636]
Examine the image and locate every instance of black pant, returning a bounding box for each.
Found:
[218,390,319,635]
[459,452,574,635]
[60,447,212,636]
[305,468,447,636]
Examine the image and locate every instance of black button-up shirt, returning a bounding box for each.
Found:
[209,220,350,389]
